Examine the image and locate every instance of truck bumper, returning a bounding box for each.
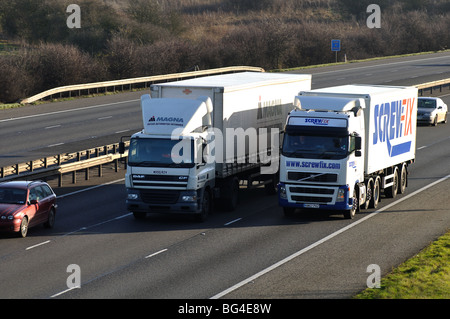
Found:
[278,183,353,211]
[126,188,201,214]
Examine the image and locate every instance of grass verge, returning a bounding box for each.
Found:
[354,230,450,299]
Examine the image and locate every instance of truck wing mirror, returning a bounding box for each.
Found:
[118,141,125,154]
[355,136,362,151]
[118,136,131,154]
[354,136,362,157]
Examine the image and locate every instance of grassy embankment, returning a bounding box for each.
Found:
[355,231,450,299]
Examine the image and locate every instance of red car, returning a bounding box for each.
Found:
[0,181,57,238]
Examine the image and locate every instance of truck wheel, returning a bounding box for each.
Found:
[398,164,407,194]
[264,173,279,195]
[369,177,380,209]
[344,189,357,219]
[385,167,399,198]
[196,189,211,222]
[364,179,373,210]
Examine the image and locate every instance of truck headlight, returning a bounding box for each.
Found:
[127,192,139,200]
[336,188,346,202]
[279,185,287,199]
[181,195,197,202]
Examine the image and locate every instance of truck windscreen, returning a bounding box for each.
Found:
[282,133,348,160]
[128,138,195,168]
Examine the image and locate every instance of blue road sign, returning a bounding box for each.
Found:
[331,39,341,52]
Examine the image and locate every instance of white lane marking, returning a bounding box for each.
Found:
[56,178,125,199]
[211,173,450,299]
[56,178,131,237]
[0,99,139,123]
[98,116,112,120]
[224,218,242,226]
[417,135,450,151]
[50,286,80,298]
[45,125,61,129]
[60,214,132,238]
[145,249,168,259]
[26,240,51,250]
[115,129,130,134]
[47,142,64,147]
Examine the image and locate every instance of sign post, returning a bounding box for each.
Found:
[331,39,341,63]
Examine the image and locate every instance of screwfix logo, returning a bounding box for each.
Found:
[305,118,330,125]
[373,97,415,157]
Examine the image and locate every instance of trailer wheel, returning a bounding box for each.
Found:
[385,167,399,198]
[398,164,407,194]
[344,189,357,219]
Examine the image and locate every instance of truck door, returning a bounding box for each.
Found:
[348,133,364,184]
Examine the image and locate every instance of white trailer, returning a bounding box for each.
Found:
[121,72,312,220]
[278,84,418,219]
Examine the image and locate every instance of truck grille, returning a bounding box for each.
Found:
[140,190,180,204]
[288,172,337,183]
[290,187,334,195]
[292,196,332,203]
[132,174,188,188]
[288,185,336,204]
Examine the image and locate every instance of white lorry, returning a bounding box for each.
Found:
[121,72,311,220]
[278,84,418,219]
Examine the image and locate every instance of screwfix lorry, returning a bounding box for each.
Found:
[278,84,418,219]
[120,72,311,221]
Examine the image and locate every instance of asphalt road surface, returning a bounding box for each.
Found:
[0,52,449,301]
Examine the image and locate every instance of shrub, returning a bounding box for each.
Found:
[0,56,35,103]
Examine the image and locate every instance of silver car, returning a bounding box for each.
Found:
[417,97,448,126]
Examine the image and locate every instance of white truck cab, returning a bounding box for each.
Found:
[121,72,312,221]
[278,85,418,219]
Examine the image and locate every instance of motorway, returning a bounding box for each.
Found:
[0,52,449,300]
